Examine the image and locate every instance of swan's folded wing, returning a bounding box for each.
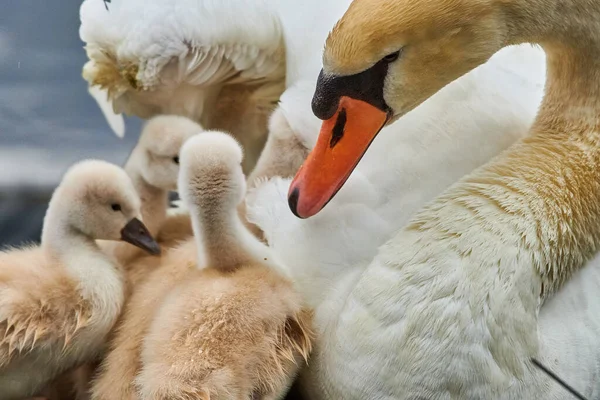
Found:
[87,85,125,137]
[79,0,285,135]
[0,250,90,367]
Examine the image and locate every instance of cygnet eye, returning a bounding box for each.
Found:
[172,156,180,165]
[111,203,122,212]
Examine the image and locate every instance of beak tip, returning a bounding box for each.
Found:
[120,218,162,256]
[291,96,389,219]
[146,242,162,256]
[288,186,304,219]
[141,239,161,256]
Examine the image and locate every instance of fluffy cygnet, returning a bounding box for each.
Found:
[100,114,202,268]
[38,116,202,400]
[0,160,159,400]
[165,110,304,244]
[137,132,313,399]
[124,115,201,240]
[90,133,312,400]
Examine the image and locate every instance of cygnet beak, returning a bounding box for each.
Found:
[120,218,161,255]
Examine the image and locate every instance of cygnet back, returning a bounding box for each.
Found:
[136,132,312,400]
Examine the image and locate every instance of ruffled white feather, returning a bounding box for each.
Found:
[79,0,285,135]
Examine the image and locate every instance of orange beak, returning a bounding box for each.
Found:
[288,96,389,218]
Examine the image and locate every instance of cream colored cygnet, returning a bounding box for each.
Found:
[91,133,312,400]
[100,115,202,270]
[38,116,202,400]
[0,160,159,400]
[137,132,312,400]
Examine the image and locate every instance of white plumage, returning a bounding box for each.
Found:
[247,44,600,398]
[79,0,350,171]
[248,44,547,308]
[80,0,600,398]
[80,0,284,122]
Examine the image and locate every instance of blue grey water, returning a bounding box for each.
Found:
[0,0,143,246]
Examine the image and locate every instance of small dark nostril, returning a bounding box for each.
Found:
[329,108,347,148]
[288,187,301,218]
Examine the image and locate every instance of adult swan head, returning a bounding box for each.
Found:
[287,0,587,218]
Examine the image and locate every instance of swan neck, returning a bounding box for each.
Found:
[502,0,600,133]
[534,46,600,134]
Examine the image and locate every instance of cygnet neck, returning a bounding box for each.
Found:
[191,195,270,271]
[41,193,109,280]
[124,150,168,237]
[42,215,96,259]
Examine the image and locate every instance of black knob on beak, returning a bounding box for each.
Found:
[312,70,342,120]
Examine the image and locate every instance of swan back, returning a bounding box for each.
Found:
[80,0,283,85]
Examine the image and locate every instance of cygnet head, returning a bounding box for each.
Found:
[134,115,204,191]
[46,160,161,255]
[178,131,246,212]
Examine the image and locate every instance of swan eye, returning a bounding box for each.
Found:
[382,50,401,63]
[172,156,180,165]
[111,203,122,212]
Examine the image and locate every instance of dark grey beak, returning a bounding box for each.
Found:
[120,218,161,255]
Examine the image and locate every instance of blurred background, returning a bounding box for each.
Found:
[0,0,143,247]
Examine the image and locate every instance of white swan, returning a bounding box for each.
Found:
[248,50,600,396]
[78,0,353,172]
[246,46,550,382]
[248,42,545,299]
[252,0,600,397]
